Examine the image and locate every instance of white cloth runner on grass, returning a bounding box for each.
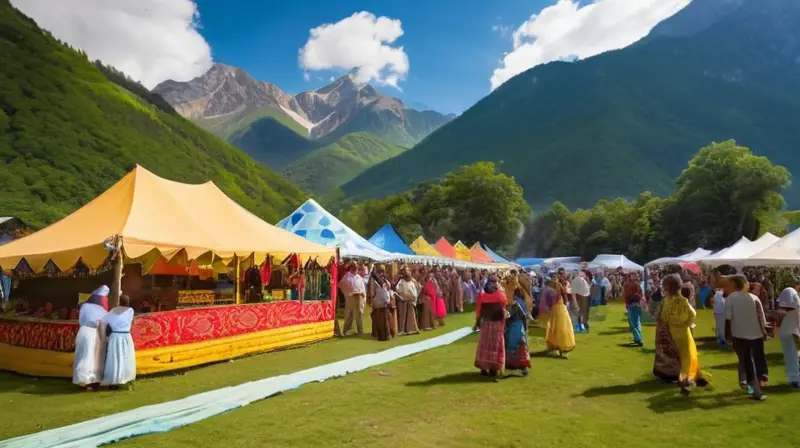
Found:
[1,327,473,448]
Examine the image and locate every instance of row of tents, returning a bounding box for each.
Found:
[516,229,800,274]
[0,167,512,276]
[645,229,800,268]
[274,198,512,269]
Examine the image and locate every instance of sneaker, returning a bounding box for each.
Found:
[739,382,749,391]
[747,385,754,395]
[521,368,529,377]
[752,394,767,401]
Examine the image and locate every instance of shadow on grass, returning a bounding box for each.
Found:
[695,338,734,353]
[710,352,785,371]
[598,327,631,336]
[578,377,666,398]
[405,371,487,387]
[0,373,86,396]
[646,385,798,414]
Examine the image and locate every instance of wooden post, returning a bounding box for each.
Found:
[234,255,241,305]
[109,246,123,308]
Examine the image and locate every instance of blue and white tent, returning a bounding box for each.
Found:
[276,199,393,261]
[368,224,415,255]
[482,244,510,263]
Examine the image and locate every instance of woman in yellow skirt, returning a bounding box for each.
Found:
[659,274,709,394]
[546,274,576,358]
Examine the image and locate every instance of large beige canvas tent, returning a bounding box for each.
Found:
[0,166,334,273]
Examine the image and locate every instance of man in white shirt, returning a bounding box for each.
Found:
[725,275,768,400]
[572,271,591,332]
[340,263,367,336]
[776,281,800,388]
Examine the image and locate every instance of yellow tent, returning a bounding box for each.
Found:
[410,236,441,257]
[0,165,335,274]
[453,241,472,261]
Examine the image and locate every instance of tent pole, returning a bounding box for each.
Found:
[110,238,123,308]
[234,255,241,305]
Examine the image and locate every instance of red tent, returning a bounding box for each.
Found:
[433,237,458,259]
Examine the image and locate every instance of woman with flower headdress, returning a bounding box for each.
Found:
[73,285,109,390]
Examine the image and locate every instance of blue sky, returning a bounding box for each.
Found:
[12,0,691,116]
[195,0,548,114]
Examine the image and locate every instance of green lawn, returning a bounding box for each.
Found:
[1,302,797,447]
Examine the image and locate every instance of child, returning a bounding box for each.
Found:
[775,284,800,388]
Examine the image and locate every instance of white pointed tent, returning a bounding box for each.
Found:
[275,199,393,261]
[589,254,644,272]
[700,236,751,262]
[728,229,800,266]
[700,233,780,267]
[645,248,713,267]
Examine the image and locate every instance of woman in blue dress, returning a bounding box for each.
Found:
[505,288,531,376]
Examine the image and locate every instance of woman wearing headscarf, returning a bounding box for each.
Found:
[474,276,508,380]
[395,267,420,336]
[101,295,136,388]
[73,285,109,390]
[505,286,531,376]
[545,274,576,358]
[659,274,708,394]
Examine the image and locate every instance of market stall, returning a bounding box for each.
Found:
[0,166,337,377]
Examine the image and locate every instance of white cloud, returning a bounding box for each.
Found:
[10,0,213,88]
[490,0,691,90]
[298,11,409,88]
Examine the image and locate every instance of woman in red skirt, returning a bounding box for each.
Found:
[474,276,508,381]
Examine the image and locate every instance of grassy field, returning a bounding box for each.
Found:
[1,302,798,447]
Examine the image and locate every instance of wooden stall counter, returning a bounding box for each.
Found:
[0,299,335,378]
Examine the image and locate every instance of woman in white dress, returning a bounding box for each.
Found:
[73,285,109,390]
[101,295,136,389]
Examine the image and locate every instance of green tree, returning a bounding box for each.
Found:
[441,162,531,249]
[669,140,790,249]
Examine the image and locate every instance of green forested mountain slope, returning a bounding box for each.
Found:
[281,133,407,196]
[229,117,318,169]
[343,0,800,210]
[0,0,306,228]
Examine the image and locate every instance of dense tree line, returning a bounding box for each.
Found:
[516,141,791,263]
[334,162,530,250]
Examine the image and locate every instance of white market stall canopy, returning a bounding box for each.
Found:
[700,233,780,267]
[726,229,800,267]
[590,254,644,272]
[645,247,713,267]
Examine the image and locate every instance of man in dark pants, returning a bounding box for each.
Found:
[725,275,768,401]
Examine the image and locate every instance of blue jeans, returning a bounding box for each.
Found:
[627,306,642,344]
[780,334,800,384]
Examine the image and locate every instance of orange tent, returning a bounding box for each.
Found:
[469,243,494,263]
[434,237,458,259]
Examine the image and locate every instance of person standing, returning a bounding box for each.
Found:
[546,274,576,358]
[516,270,535,320]
[419,271,441,330]
[340,263,367,336]
[624,273,645,347]
[370,274,393,341]
[101,295,136,389]
[451,269,463,313]
[505,287,531,376]
[725,275,768,401]
[474,276,508,380]
[659,275,708,394]
[572,271,591,332]
[775,283,800,388]
[395,268,420,336]
[73,285,109,391]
